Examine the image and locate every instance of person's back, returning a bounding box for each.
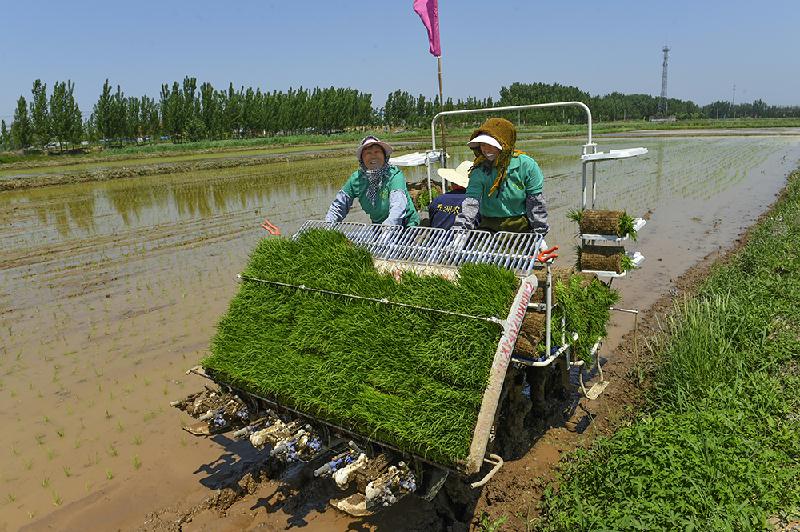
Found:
[429,190,470,229]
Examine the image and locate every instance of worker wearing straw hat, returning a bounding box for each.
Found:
[325,136,420,226]
[452,118,548,235]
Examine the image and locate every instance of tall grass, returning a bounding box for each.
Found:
[541,170,800,530]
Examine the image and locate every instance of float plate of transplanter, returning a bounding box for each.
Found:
[202,228,540,471]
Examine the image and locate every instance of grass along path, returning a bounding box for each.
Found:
[539,170,800,531]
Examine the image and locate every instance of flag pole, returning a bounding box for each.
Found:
[437,55,447,169]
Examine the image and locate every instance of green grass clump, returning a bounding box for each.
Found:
[202,229,518,466]
[541,170,800,530]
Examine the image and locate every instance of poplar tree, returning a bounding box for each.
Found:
[93,79,114,143]
[49,80,82,150]
[11,96,33,149]
[0,120,9,149]
[30,79,50,147]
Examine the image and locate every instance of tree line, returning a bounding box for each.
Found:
[2,78,800,151]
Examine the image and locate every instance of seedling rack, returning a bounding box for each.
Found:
[578,148,648,280]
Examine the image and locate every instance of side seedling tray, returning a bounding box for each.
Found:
[582,251,645,279]
[581,218,646,242]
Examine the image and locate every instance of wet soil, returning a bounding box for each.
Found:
[2,132,799,531]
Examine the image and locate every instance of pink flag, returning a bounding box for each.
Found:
[413,0,441,57]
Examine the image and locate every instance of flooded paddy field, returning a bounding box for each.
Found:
[1,132,799,530]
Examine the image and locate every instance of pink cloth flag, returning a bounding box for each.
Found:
[413,0,441,57]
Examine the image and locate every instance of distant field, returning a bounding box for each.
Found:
[3,117,800,168]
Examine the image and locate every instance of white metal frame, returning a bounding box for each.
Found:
[427,102,596,201]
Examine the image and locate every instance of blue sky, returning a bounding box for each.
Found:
[1,0,798,122]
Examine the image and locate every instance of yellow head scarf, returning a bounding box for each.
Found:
[468,118,521,196]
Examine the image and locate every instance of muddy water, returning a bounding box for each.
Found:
[1,133,799,530]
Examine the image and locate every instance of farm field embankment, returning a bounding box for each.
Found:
[539,169,800,530]
[3,119,800,191]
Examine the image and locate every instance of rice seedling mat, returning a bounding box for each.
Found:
[202,229,539,472]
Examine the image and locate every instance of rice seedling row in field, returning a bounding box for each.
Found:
[540,170,800,530]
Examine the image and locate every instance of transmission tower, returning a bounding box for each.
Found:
[658,46,670,115]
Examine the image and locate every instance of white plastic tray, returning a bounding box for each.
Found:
[389,150,443,167]
[581,147,648,162]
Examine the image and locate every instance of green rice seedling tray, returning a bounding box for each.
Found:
[201,229,539,473]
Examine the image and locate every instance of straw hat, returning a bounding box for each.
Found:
[437,160,472,188]
[356,136,393,161]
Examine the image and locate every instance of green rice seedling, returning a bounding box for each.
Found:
[116,421,124,433]
[132,455,142,470]
[46,448,56,460]
[62,466,71,478]
[51,490,62,506]
[618,212,638,241]
[620,254,636,272]
[553,275,619,363]
[24,458,33,470]
[7,493,15,503]
[41,477,50,489]
[107,444,118,457]
[132,435,143,446]
[566,209,582,223]
[105,469,114,480]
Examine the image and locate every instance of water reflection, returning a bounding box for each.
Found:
[2,136,798,251]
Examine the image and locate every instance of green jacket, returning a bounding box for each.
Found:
[337,166,420,226]
[465,154,544,218]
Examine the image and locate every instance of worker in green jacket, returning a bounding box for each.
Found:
[325,136,420,226]
[453,117,548,235]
